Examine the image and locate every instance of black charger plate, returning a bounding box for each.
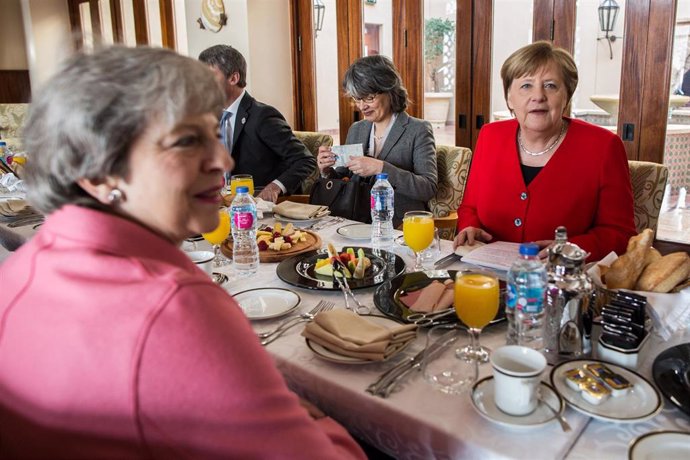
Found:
[276,247,406,290]
[652,342,690,417]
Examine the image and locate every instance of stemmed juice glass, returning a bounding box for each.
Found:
[402,211,435,271]
[202,209,231,267]
[454,269,500,363]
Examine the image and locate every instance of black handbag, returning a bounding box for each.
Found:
[309,175,372,223]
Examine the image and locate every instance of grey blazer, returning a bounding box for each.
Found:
[336,112,437,225]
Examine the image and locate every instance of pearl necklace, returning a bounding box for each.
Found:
[518,122,567,156]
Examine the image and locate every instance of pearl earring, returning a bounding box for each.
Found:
[107,188,123,204]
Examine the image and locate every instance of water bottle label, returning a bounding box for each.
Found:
[506,284,517,310]
[371,194,386,211]
[233,212,254,230]
[516,286,544,314]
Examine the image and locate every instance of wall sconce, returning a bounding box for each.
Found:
[314,0,325,37]
[597,0,621,60]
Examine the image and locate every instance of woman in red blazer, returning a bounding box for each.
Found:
[455,41,636,261]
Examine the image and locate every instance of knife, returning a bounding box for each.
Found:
[434,252,462,269]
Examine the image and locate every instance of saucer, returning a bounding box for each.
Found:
[629,431,690,460]
[470,377,564,430]
[232,287,300,320]
[336,223,371,240]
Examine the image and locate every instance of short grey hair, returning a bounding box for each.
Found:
[198,44,247,88]
[343,55,409,113]
[24,46,224,214]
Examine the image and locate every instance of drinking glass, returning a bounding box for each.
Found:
[402,211,435,271]
[454,269,500,364]
[420,227,441,270]
[202,209,231,267]
[422,325,478,394]
[230,174,255,196]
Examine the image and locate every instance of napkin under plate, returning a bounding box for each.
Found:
[302,309,417,361]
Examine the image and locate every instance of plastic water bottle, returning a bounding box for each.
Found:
[370,173,394,250]
[506,243,547,351]
[230,186,259,274]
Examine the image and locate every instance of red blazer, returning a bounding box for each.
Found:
[458,118,636,261]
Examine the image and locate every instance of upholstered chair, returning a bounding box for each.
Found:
[428,145,473,240]
[294,131,334,195]
[628,160,669,234]
[0,103,29,149]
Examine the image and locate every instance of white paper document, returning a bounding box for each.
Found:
[458,241,522,271]
[331,144,364,168]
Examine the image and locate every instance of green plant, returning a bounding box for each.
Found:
[425,18,455,92]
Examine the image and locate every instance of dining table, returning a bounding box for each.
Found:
[1,214,689,459]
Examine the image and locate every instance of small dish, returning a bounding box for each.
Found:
[305,315,411,364]
[232,287,300,320]
[550,359,662,423]
[629,431,690,459]
[470,377,564,430]
[336,223,372,240]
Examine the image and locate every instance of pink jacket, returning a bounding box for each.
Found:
[458,118,636,260]
[0,205,364,459]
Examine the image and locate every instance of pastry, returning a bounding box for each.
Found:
[635,252,690,293]
[603,229,654,290]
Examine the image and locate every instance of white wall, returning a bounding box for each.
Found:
[21,0,72,90]
[315,0,339,131]
[1,0,29,69]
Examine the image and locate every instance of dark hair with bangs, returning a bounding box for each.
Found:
[343,55,409,113]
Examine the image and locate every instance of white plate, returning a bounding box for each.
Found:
[629,431,690,460]
[337,223,372,240]
[273,212,329,225]
[550,359,662,423]
[305,315,412,364]
[471,377,564,430]
[233,288,300,320]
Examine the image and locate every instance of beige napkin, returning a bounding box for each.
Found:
[273,201,329,220]
[0,198,29,217]
[302,309,418,361]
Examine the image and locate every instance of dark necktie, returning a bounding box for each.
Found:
[220,110,233,153]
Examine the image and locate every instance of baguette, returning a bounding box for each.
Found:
[635,252,690,293]
[603,229,654,290]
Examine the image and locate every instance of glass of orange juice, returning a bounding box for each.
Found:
[230,174,254,196]
[202,209,231,267]
[454,269,500,363]
[403,211,435,271]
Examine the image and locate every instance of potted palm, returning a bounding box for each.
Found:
[424,18,455,129]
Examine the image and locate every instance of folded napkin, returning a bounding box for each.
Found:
[273,201,329,220]
[253,197,274,219]
[0,198,29,217]
[589,252,690,340]
[302,309,417,361]
[399,280,454,313]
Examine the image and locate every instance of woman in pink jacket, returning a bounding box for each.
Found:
[0,46,364,459]
[455,42,636,260]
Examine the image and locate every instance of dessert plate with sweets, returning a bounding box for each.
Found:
[277,246,406,290]
[550,359,662,423]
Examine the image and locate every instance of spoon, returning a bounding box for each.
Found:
[538,389,571,432]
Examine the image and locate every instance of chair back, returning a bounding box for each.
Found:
[428,145,473,240]
[0,103,29,148]
[294,131,334,194]
[628,160,668,233]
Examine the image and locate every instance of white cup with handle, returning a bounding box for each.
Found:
[490,345,547,416]
[187,250,215,276]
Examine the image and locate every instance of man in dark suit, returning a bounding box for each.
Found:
[199,45,316,202]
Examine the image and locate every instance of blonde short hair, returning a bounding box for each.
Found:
[500,41,578,105]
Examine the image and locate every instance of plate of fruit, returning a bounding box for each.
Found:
[221,222,321,263]
[276,245,406,290]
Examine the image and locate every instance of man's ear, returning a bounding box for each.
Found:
[76,177,121,205]
[228,71,240,86]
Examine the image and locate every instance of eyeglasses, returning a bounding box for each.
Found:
[351,94,378,104]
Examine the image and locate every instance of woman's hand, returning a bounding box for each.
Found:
[347,156,383,177]
[316,146,336,174]
[453,226,493,249]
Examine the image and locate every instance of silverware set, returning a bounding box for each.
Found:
[305,216,344,231]
[259,300,334,346]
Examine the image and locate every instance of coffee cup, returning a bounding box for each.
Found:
[490,345,547,416]
[187,250,214,276]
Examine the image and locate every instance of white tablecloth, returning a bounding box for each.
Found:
[2,216,689,459]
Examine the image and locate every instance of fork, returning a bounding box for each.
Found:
[257,300,333,339]
[259,301,334,345]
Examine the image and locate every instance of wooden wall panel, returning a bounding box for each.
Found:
[455,0,472,147]
[290,0,317,131]
[638,0,676,163]
[337,0,363,144]
[0,71,31,103]
[533,0,555,42]
[618,0,650,160]
[553,0,576,53]
[393,0,423,119]
[159,0,176,49]
[471,0,492,147]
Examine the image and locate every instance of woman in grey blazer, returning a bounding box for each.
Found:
[317,55,437,226]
